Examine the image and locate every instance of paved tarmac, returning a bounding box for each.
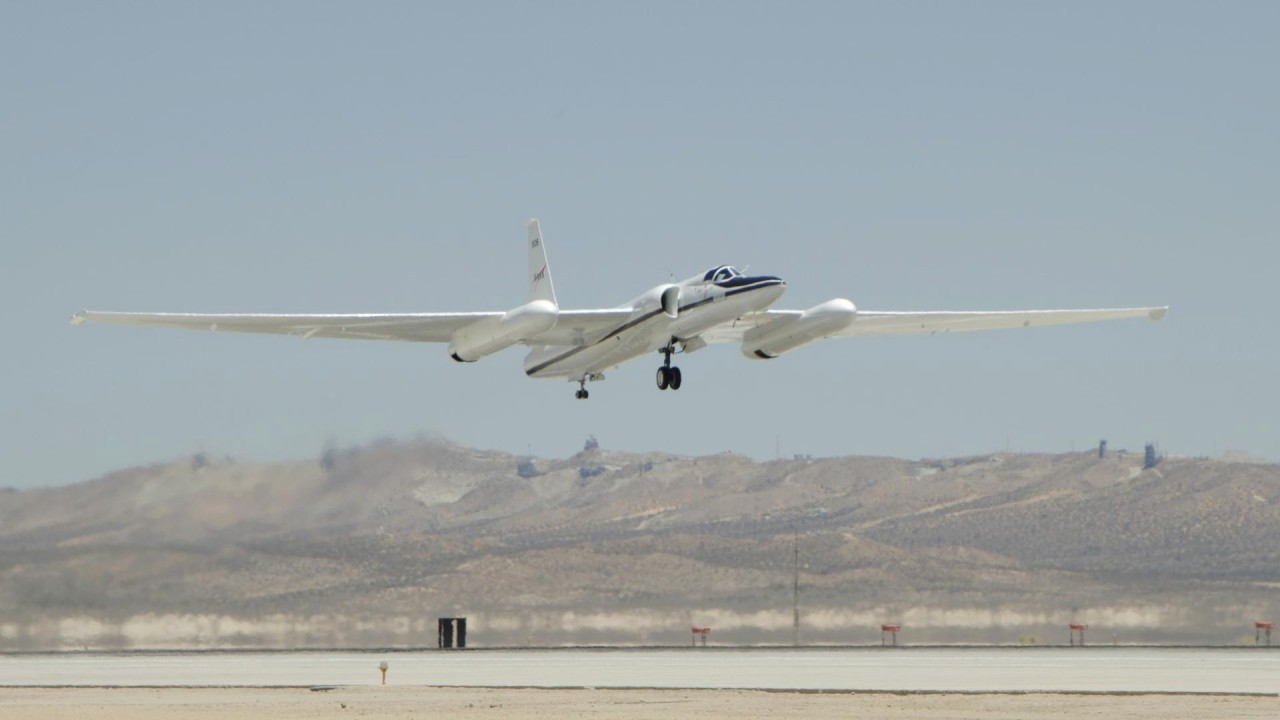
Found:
[2,647,1278,694]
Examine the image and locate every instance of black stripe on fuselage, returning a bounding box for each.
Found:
[525,307,665,376]
[525,278,784,376]
[715,275,779,290]
[723,278,784,297]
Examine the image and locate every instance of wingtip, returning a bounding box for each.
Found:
[1148,306,1169,321]
[69,311,87,326]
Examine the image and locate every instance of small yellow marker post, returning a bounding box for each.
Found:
[379,661,389,686]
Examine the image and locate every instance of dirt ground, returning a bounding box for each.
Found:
[0,687,1276,720]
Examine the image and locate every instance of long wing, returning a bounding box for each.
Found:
[701,306,1168,343]
[70,310,500,342]
[70,308,635,345]
[837,306,1169,337]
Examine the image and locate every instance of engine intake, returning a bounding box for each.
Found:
[660,285,680,319]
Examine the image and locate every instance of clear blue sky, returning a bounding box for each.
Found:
[3,2,1276,488]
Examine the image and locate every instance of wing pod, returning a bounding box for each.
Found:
[449,299,558,362]
[742,299,856,359]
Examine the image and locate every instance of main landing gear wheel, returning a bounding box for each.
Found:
[575,378,590,400]
[655,365,683,390]
[656,338,683,391]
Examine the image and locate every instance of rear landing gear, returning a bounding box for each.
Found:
[573,373,604,399]
[656,339,683,391]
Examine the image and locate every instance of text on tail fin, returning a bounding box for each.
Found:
[527,218,558,306]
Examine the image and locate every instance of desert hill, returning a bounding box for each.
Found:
[1,440,1277,648]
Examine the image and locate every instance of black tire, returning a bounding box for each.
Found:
[656,367,669,390]
[582,389,589,399]
[669,366,682,390]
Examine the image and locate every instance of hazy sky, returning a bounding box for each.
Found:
[3,2,1277,488]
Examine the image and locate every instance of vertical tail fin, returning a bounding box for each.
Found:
[527,218,558,306]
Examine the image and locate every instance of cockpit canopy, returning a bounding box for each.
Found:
[703,265,744,284]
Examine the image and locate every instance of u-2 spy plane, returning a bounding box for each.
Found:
[72,220,1167,399]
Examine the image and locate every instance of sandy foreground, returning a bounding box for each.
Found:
[0,687,1277,719]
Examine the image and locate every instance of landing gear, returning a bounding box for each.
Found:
[657,366,682,390]
[656,339,683,391]
[573,373,604,399]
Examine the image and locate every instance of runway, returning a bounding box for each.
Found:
[2,647,1278,694]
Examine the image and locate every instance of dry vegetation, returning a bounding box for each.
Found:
[1,440,1278,648]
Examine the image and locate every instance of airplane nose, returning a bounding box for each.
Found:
[754,276,785,301]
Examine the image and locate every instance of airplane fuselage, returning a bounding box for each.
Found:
[524,270,786,380]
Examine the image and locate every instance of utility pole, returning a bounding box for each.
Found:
[792,533,800,646]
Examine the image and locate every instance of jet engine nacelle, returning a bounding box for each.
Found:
[660,284,680,318]
[449,299,558,362]
[742,298,856,359]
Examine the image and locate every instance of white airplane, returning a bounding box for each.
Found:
[72,219,1167,399]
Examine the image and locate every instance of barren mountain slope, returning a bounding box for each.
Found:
[1,441,1276,647]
